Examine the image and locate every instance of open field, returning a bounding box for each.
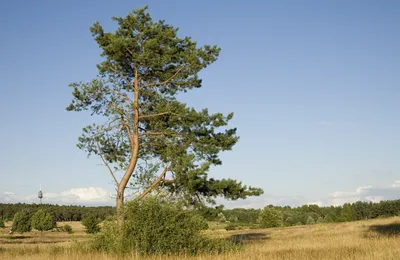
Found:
[1,217,400,260]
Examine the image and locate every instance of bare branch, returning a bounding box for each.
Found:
[139,112,171,119]
[96,144,119,186]
[139,131,171,136]
[110,90,133,102]
[136,168,170,200]
[140,65,187,90]
[121,116,134,145]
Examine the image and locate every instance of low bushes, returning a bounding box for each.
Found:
[90,197,238,256]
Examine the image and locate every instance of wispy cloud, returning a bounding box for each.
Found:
[325,181,400,206]
[218,180,400,209]
[218,194,308,209]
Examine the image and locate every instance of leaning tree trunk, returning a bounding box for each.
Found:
[115,71,140,232]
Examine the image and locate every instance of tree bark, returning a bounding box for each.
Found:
[115,69,140,231]
[116,188,125,229]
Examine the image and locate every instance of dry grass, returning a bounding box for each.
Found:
[1,217,400,260]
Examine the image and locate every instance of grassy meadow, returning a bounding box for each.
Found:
[1,217,400,260]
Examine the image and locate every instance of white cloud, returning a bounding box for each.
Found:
[217,194,307,209]
[1,187,114,205]
[325,181,400,206]
[217,180,400,209]
[391,181,400,188]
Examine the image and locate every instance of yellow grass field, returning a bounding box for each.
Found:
[1,217,400,260]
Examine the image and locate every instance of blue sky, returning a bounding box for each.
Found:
[1,0,399,207]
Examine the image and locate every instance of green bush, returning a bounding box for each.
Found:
[63,224,74,234]
[258,207,283,228]
[12,211,31,233]
[31,209,54,231]
[82,215,101,234]
[91,197,237,256]
[225,223,237,231]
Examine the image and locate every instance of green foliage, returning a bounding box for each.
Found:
[341,203,356,221]
[217,212,227,222]
[225,223,237,231]
[0,219,5,228]
[324,214,334,223]
[31,209,54,231]
[63,224,74,234]
[316,216,324,224]
[91,197,236,255]
[306,216,315,225]
[284,216,295,226]
[11,211,31,233]
[82,215,101,234]
[258,207,283,228]
[0,203,114,222]
[66,5,263,206]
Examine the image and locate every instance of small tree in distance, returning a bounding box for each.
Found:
[258,207,283,228]
[83,215,101,234]
[31,209,54,232]
[12,211,31,234]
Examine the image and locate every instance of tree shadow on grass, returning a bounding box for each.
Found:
[6,236,28,240]
[227,232,270,244]
[368,223,400,236]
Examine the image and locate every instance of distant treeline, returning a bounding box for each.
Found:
[198,199,400,226]
[0,203,115,222]
[1,199,400,226]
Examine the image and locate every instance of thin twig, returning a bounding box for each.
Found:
[136,168,170,200]
[96,144,119,186]
[140,65,187,90]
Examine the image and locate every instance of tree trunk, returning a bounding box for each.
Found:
[116,188,125,234]
[115,70,140,232]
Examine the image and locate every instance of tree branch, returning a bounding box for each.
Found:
[110,90,133,102]
[121,116,134,145]
[140,65,187,89]
[136,168,170,200]
[139,112,171,119]
[96,144,119,186]
[109,62,135,92]
[139,131,171,136]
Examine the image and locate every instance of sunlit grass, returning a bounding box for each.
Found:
[1,217,400,259]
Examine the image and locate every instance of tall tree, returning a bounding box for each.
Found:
[66,6,263,226]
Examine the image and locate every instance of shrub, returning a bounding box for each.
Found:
[258,207,283,228]
[91,197,237,256]
[82,215,101,234]
[0,219,5,228]
[63,224,74,234]
[31,209,54,231]
[12,211,31,233]
[225,223,237,231]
